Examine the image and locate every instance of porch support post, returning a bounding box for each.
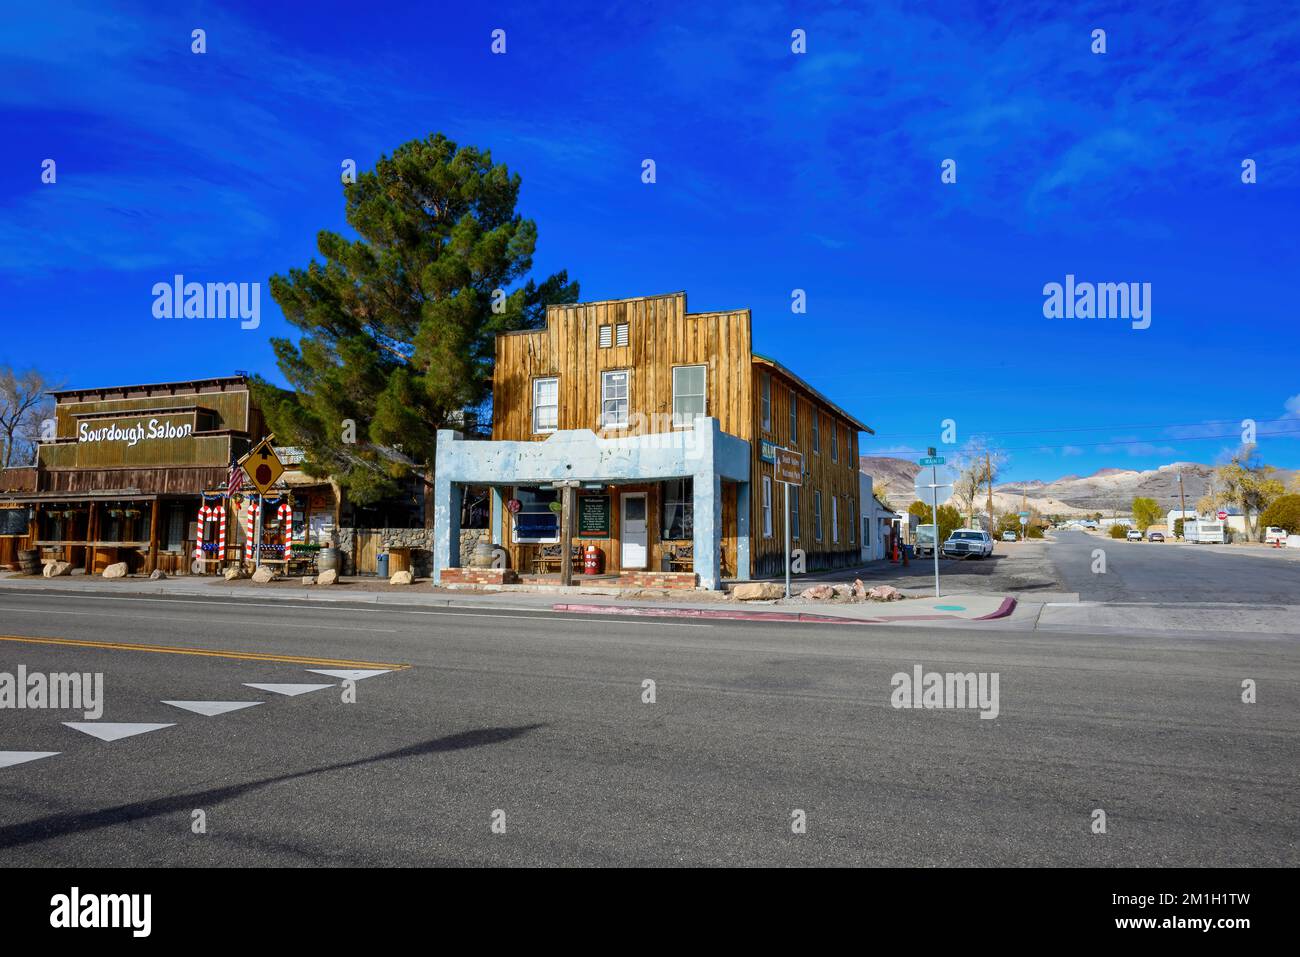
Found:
[147,497,160,573]
[735,480,751,581]
[433,478,462,584]
[692,472,722,589]
[490,487,505,546]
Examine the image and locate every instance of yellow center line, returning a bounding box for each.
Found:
[0,634,411,671]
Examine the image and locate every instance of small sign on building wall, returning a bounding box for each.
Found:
[578,495,610,537]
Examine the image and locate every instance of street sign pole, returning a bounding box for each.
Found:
[931,462,940,598]
[784,482,791,599]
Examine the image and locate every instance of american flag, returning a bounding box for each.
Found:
[226,457,244,498]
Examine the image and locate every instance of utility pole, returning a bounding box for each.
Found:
[985,452,993,536]
[1178,472,1188,538]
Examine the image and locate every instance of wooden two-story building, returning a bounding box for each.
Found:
[433,291,872,589]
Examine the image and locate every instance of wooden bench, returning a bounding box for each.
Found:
[532,544,583,574]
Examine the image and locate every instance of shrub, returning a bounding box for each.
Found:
[1109,524,1130,539]
[1261,494,1300,533]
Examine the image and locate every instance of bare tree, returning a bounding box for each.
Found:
[0,366,55,469]
[952,441,1006,526]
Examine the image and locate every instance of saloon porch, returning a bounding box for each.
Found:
[433,418,752,590]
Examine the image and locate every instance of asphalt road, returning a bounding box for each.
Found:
[1048,530,1300,603]
[1,587,1296,866]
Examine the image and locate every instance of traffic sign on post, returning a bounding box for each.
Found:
[919,455,946,467]
[241,439,285,495]
[1217,510,1228,521]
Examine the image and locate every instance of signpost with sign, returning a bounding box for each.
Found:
[774,448,804,598]
[238,437,285,570]
[914,449,956,597]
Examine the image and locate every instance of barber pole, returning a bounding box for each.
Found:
[193,504,208,560]
[214,502,227,560]
[245,495,259,562]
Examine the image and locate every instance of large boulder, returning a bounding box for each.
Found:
[250,565,277,583]
[389,570,413,585]
[316,568,338,586]
[801,584,835,601]
[867,585,903,601]
[223,566,245,581]
[733,582,784,601]
[102,562,128,579]
[43,561,72,578]
[850,578,868,600]
[831,584,854,600]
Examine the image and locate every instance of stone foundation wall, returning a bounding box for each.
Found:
[616,571,699,589]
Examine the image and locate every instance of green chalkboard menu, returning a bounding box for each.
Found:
[0,507,32,536]
[578,496,610,537]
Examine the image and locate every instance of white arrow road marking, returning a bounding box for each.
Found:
[304,669,392,681]
[63,723,175,742]
[162,701,264,716]
[0,751,60,769]
[242,683,334,696]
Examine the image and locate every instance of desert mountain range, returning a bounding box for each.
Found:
[859,457,1298,516]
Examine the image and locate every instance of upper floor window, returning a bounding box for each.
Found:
[760,372,771,431]
[831,422,838,462]
[814,490,823,541]
[812,413,820,454]
[832,495,839,544]
[532,377,558,433]
[672,365,706,427]
[789,390,798,445]
[601,370,630,428]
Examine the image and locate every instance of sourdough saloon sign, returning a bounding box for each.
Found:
[78,417,195,447]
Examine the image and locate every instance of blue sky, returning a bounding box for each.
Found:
[2,0,1298,481]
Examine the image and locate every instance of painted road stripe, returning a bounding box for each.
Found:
[0,606,398,633]
[0,634,410,671]
[162,701,264,716]
[243,683,333,697]
[305,668,391,681]
[0,751,59,769]
[63,722,174,742]
[0,593,714,628]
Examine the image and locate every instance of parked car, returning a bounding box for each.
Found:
[1001,530,1017,542]
[1126,529,1143,541]
[1147,531,1165,542]
[943,529,994,558]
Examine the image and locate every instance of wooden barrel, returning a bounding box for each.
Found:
[18,548,40,575]
[318,546,340,573]
[471,541,495,568]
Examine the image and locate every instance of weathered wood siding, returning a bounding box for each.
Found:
[750,361,863,576]
[492,293,753,441]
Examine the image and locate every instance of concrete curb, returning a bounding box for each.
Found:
[552,596,1018,626]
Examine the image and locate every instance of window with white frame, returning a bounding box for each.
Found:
[762,476,773,537]
[832,495,839,543]
[791,486,800,540]
[760,373,771,431]
[789,390,798,445]
[812,413,820,454]
[601,370,629,428]
[814,490,823,541]
[831,422,838,462]
[672,365,706,427]
[532,377,558,433]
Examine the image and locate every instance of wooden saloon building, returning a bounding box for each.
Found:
[0,376,336,575]
[433,291,873,589]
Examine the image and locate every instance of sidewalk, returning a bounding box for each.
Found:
[0,572,1017,626]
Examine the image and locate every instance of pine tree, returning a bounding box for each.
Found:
[254,133,578,521]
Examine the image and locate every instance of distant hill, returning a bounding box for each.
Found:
[859,457,1298,516]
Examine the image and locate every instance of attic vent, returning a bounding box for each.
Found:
[615,323,629,346]
[598,325,612,348]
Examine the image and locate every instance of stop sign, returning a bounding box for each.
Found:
[1217,510,1227,520]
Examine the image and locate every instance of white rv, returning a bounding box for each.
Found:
[1184,518,1226,544]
